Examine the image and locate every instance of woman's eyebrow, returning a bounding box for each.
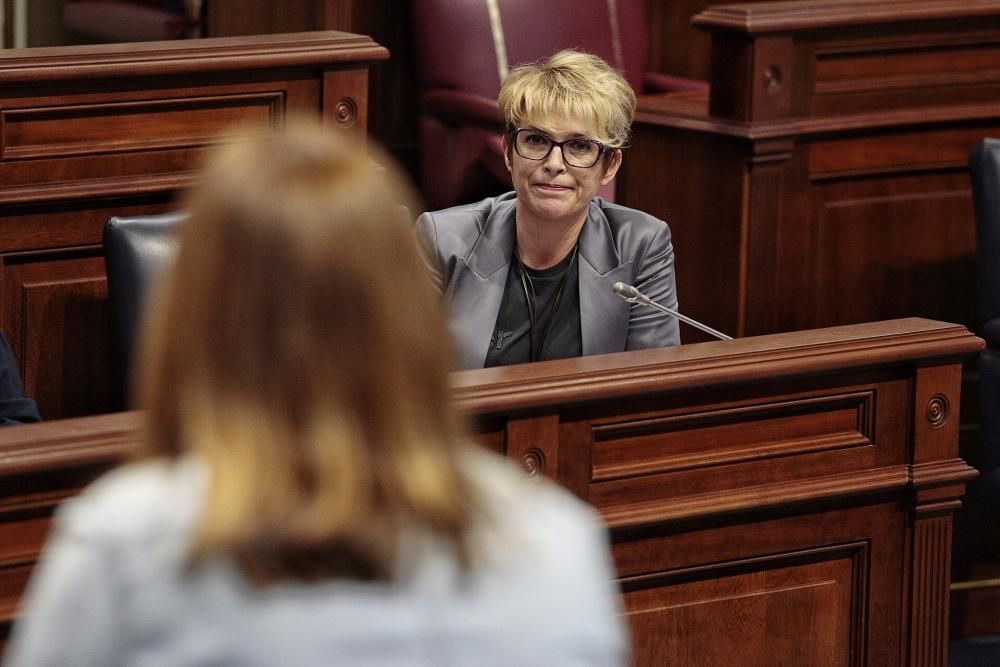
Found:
[528,127,591,139]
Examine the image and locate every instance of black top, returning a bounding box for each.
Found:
[484,248,582,367]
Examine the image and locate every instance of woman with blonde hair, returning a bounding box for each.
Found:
[4,119,627,666]
[418,49,681,370]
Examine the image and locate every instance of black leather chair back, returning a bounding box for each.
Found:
[103,212,185,402]
[971,139,1000,343]
[969,138,1000,502]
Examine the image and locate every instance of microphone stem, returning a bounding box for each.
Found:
[637,296,733,341]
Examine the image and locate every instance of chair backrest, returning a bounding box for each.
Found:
[63,0,200,42]
[969,139,1000,487]
[412,0,650,98]
[969,138,1000,341]
[103,211,186,399]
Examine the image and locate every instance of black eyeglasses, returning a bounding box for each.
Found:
[510,128,608,168]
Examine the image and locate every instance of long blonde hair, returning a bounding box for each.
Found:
[136,118,476,584]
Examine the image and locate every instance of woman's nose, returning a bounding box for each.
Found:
[543,145,567,172]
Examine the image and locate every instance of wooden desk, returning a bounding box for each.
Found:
[0,319,982,664]
[0,32,387,420]
[620,6,1000,635]
[622,0,1000,342]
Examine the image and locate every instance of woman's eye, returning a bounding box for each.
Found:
[525,133,548,145]
[568,140,592,153]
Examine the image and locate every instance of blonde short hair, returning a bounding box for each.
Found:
[498,49,636,148]
[136,117,478,584]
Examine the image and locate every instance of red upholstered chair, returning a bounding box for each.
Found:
[411,0,706,210]
[63,0,201,43]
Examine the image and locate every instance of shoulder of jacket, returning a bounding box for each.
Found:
[56,457,205,543]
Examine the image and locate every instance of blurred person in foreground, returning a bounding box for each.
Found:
[3,119,627,667]
[417,49,680,370]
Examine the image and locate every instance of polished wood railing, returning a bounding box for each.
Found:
[0,319,982,665]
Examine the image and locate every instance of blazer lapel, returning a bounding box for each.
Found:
[578,204,632,357]
[447,201,516,369]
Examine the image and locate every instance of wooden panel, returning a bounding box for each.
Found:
[0,409,131,650]
[615,500,900,667]
[202,1,422,178]
[0,76,320,204]
[0,512,51,625]
[0,32,386,418]
[0,319,978,664]
[629,20,1000,634]
[585,383,906,519]
[622,117,745,341]
[694,3,1000,123]
[808,28,1000,116]
[591,391,873,481]
[470,415,506,456]
[206,0,324,36]
[800,169,976,331]
[346,0,420,178]
[744,142,795,336]
[808,125,1000,178]
[2,250,111,420]
[624,546,861,666]
[814,39,1000,92]
[910,516,954,665]
[1,94,280,161]
[644,0,776,84]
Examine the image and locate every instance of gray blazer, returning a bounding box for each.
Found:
[416,192,680,369]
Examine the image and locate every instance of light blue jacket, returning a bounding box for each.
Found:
[5,451,628,667]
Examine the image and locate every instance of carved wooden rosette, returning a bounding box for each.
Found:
[905,363,978,665]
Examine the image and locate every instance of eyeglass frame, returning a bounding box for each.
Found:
[509,128,611,169]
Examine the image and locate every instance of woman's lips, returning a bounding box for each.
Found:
[535,183,571,191]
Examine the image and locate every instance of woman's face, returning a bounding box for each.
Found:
[504,113,622,227]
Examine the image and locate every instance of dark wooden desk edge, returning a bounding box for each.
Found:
[0,318,981,474]
[0,30,389,82]
[693,0,1000,35]
[452,318,983,412]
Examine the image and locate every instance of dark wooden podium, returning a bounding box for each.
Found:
[455,318,981,665]
[622,0,1000,342]
[0,319,983,665]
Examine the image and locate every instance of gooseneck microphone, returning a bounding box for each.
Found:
[612,282,733,341]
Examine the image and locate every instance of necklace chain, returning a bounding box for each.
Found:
[515,244,578,361]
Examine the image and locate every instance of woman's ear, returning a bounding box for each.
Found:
[600,149,623,185]
[502,135,513,173]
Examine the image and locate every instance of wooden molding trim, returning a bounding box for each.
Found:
[602,465,911,528]
[636,95,1000,142]
[452,318,983,414]
[0,31,389,83]
[693,0,1000,35]
[0,411,139,478]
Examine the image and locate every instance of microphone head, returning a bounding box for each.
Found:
[612,282,640,301]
